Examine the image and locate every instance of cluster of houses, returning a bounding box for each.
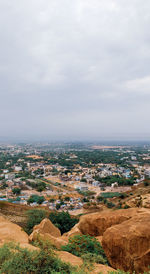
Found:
[0,144,150,210]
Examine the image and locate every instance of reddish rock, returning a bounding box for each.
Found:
[63,223,82,238]
[78,208,139,236]
[93,263,116,273]
[29,231,67,249]
[32,218,61,237]
[0,216,28,245]
[29,218,68,249]
[0,216,37,251]
[55,250,83,266]
[102,211,150,273]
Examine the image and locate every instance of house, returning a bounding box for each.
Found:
[111,182,118,188]
[5,173,15,180]
[14,166,22,172]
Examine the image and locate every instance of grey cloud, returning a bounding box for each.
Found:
[0,0,150,141]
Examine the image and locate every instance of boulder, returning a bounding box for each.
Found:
[102,211,150,273]
[55,250,83,266]
[19,243,39,251]
[78,208,139,236]
[0,216,28,245]
[29,231,67,249]
[92,263,116,273]
[29,218,69,249]
[0,216,37,251]
[31,218,61,237]
[96,236,103,245]
[63,223,82,238]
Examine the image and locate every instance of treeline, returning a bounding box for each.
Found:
[94,175,136,186]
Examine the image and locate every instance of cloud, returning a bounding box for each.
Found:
[125,75,150,94]
[0,0,150,141]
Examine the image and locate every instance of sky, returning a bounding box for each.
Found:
[0,0,150,142]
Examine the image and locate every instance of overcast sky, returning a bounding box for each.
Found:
[0,0,150,142]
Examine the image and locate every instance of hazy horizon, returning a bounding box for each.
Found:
[0,1,150,141]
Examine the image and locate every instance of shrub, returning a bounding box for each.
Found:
[106,201,115,208]
[36,182,46,192]
[144,181,149,187]
[101,192,121,198]
[62,235,108,265]
[64,196,70,201]
[49,211,78,234]
[25,209,46,235]
[81,253,107,265]
[0,242,76,274]
[27,194,45,205]
[97,196,104,202]
[119,193,127,199]
[123,204,130,209]
[56,203,61,210]
[12,188,21,195]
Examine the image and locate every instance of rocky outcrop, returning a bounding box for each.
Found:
[29,218,67,249]
[55,250,83,266]
[63,223,82,238]
[92,263,116,273]
[31,218,61,237]
[29,231,67,249]
[77,208,139,236]
[0,216,38,250]
[55,251,116,273]
[0,216,28,245]
[102,210,150,273]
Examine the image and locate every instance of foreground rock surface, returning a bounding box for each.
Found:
[63,223,82,238]
[92,263,116,273]
[31,218,61,237]
[55,250,83,266]
[0,216,28,245]
[0,216,38,250]
[77,208,140,236]
[29,218,67,249]
[29,231,67,249]
[102,210,150,273]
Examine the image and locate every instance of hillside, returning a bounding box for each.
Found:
[0,182,149,273]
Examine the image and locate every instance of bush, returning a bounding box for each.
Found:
[119,193,128,199]
[25,209,46,235]
[0,242,77,274]
[62,234,108,265]
[123,204,130,209]
[106,201,115,208]
[144,181,149,187]
[97,196,104,202]
[12,188,21,195]
[27,194,45,205]
[101,192,121,198]
[49,211,78,234]
[81,253,107,265]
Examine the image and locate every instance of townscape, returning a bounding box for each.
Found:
[0,142,150,212]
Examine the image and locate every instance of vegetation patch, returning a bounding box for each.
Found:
[25,209,46,235]
[0,242,79,274]
[62,234,108,265]
[49,211,78,234]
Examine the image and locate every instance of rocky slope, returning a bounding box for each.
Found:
[102,209,150,273]
[0,215,116,273]
[67,208,150,273]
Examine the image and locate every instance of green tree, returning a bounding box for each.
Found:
[56,203,61,210]
[25,209,46,234]
[27,195,45,205]
[36,182,46,192]
[0,242,76,273]
[12,188,21,195]
[49,211,78,234]
[62,234,108,265]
